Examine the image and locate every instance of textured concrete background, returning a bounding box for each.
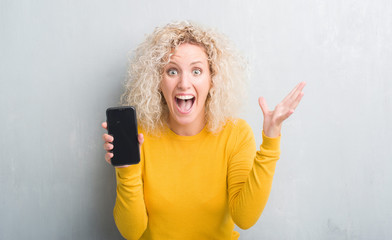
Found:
[1,0,391,239]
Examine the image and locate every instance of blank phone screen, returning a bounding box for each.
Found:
[106,107,140,166]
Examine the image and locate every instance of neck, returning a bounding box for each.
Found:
[167,119,206,136]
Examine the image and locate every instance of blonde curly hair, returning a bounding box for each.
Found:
[121,21,247,134]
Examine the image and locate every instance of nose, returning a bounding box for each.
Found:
[177,73,192,90]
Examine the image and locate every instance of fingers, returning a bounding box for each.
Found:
[102,122,144,167]
[102,133,114,142]
[284,109,295,120]
[290,91,305,111]
[286,82,305,110]
[281,82,305,118]
[290,82,306,104]
[105,152,113,164]
[279,82,306,112]
[103,142,113,151]
[258,97,270,116]
[138,133,144,146]
[102,122,113,165]
[102,122,113,143]
[281,82,300,103]
[103,138,113,165]
[282,81,306,104]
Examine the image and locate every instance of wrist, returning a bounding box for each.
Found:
[263,125,281,138]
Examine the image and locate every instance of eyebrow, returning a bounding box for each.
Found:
[167,61,204,66]
[190,61,203,65]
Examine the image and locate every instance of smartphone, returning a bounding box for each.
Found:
[106,106,140,166]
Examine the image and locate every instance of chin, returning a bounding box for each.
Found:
[172,115,196,126]
[169,106,205,129]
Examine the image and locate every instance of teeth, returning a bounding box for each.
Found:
[176,95,194,100]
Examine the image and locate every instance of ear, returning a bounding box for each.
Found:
[158,81,162,92]
[208,85,214,97]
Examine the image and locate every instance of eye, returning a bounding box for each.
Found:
[167,69,178,76]
[193,69,202,75]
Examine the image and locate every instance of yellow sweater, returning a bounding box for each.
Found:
[114,119,281,240]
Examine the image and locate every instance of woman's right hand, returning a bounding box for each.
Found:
[101,122,144,168]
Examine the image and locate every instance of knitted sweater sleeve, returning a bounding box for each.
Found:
[113,156,148,239]
[227,120,281,229]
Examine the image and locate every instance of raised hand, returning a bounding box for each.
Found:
[258,82,306,138]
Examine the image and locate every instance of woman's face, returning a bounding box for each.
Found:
[161,43,211,135]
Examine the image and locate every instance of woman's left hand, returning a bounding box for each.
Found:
[258,82,306,138]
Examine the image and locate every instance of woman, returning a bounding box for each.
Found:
[102,21,305,239]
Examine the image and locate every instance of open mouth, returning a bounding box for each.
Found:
[175,95,195,114]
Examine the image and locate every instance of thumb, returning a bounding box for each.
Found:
[258,97,270,116]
